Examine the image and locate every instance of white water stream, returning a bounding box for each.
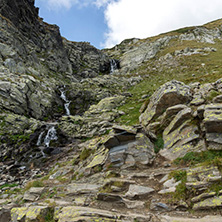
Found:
[59,87,71,116]
[110,59,118,74]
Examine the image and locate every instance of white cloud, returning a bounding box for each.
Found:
[102,0,222,48]
[46,0,77,9]
[44,0,113,9]
[39,0,222,48]
[93,0,114,8]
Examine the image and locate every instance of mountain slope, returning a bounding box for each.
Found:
[1,1,222,221]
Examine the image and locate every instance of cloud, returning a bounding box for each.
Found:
[44,0,114,9]
[45,0,77,9]
[39,0,222,48]
[102,0,222,48]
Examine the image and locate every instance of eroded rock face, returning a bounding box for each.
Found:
[59,96,125,138]
[120,36,174,73]
[140,78,222,160]
[0,0,114,121]
[140,80,192,128]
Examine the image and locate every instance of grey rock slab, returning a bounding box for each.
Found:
[158,187,177,194]
[163,107,192,136]
[54,206,120,221]
[0,208,11,222]
[125,184,154,199]
[191,192,216,203]
[203,104,222,133]
[163,178,181,189]
[140,80,192,127]
[23,192,38,202]
[11,206,50,222]
[160,215,222,222]
[150,201,171,211]
[97,193,123,202]
[29,187,45,195]
[187,165,221,183]
[122,198,145,209]
[193,195,222,210]
[66,183,101,195]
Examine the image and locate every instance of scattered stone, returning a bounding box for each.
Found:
[150,200,171,211]
[123,198,145,209]
[0,208,11,222]
[160,215,222,222]
[54,206,120,222]
[97,193,123,202]
[191,192,216,203]
[193,195,222,210]
[23,187,45,202]
[125,184,154,199]
[11,206,50,222]
[66,183,101,195]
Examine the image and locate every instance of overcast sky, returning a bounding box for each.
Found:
[35,0,222,49]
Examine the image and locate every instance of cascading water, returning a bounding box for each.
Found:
[59,87,71,116]
[110,59,118,74]
[36,126,58,156]
[44,126,58,147]
[36,86,70,157]
[36,131,44,146]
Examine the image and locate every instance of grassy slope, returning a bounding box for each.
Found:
[112,19,222,125]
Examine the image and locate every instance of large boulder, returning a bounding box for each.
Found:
[140,80,192,128]
[11,206,50,222]
[202,104,222,150]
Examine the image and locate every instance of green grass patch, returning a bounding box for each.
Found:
[206,90,221,101]
[169,170,187,201]
[207,181,222,194]
[44,207,55,222]
[154,136,164,153]
[169,170,187,182]
[25,180,44,191]
[0,183,18,189]
[79,148,94,161]
[174,151,222,166]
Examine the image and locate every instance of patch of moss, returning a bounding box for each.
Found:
[154,136,164,153]
[169,170,187,182]
[44,207,55,222]
[206,90,221,101]
[207,181,222,194]
[0,183,18,189]
[79,148,94,161]
[169,170,187,201]
[25,180,44,191]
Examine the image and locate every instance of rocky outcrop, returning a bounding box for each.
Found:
[105,24,222,74]
[0,0,115,122]
[140,80,192,128]
[140,78,222,160]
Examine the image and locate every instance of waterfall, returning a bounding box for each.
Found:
[110,59,118,74]
[59,87,71,116]
[44,126,58,147]
[36,131,44,146]
[36,126,58,148]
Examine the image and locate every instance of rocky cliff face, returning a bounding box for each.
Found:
[0,0,140,172]
[0,0,114,120]
[1,1,222,221]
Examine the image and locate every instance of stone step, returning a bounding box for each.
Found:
[55,206,153,222]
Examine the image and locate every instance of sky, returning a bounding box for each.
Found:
[35,0,222,49]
